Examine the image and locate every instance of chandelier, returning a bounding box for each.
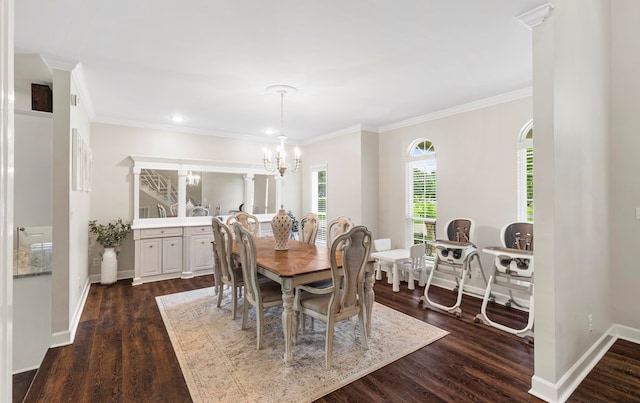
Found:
[186,170,200,186]
[263,85,301,177]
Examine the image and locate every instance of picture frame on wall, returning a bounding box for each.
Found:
[72,128,92,192]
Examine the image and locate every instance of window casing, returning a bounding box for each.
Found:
[517,120,534,222]
[311,166,328,244]
[406,140,437,257]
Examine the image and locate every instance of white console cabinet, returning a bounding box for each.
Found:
[183,225,214,278]
[133,226,193,285]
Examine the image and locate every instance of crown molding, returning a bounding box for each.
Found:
[40,54,78,71]
[517,3,554,29]
[378,87,532,133]
[301,124,378,145]
[91,115,290,145]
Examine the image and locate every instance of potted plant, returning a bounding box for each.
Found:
[89,218,132,284]
[286,210,298,240]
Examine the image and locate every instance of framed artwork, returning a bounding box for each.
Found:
[72,128,92,192]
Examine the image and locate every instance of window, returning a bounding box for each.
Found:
[407,140,437,257]
[312,166,328,244]
[517,120,533,222]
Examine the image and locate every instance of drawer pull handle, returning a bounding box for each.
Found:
[149,245,153,248]
[160,230,165,233]
[171,243,174,246]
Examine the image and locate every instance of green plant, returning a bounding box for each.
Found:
[89,218,132,249]
[286,210,298,232]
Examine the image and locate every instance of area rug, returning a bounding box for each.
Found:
[156,287,448,403]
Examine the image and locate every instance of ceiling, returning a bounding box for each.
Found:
[14,0,545,144]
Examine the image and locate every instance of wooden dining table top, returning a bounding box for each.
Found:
[236,237,338,277]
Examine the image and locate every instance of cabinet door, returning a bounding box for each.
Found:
[140,239,162,276]
[163,237,183,273]
[191,234,213,271]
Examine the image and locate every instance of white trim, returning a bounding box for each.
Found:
[380,88,532,133]
[529,324,640,402]
[0,0,14,399]
[517,3,554,29]
[93,115,303,145]
[301,124,376,145]
[89,269,134,284]
[40,54,78,72]
[49,277,91,348]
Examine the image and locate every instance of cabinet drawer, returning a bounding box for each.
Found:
[140,227,183,238]
[184,225,213,235]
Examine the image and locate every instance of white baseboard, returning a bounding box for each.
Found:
[89,269,134,284]
[529,324,640,402]
[50,277,92,348]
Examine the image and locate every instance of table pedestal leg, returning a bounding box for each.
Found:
[281,278,295,365]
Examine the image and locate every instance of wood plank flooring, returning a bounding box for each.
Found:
[13,275,639,402]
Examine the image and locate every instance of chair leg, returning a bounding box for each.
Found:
[359,310,369,350]
[216,284,223,308]
[256,306,263,350]
[325,318,335,368]
[408,272,416,290]
[231,285,238,320]
[241,299,249,330]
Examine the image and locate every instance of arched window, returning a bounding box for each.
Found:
[517,120,533,222]
[407,139,437,256]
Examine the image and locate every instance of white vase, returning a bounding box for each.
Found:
[101,247,118,285]
[271,209,292,250]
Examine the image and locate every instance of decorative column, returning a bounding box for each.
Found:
[177,169,187,218]
[133,167,141,221]
[243,173,254,213]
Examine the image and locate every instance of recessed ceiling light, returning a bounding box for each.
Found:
[265,128,276,135]
[171,115,184,123]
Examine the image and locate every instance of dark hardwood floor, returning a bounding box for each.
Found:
[13,275,639,402]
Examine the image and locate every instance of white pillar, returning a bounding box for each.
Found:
[132,167,140,221]
[244,173,254,213]
[0,0,14,398]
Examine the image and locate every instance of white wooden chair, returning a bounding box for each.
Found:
[398,243,428,290]
[227,212,259,237]
[212,218,243,319]
[373,238,394,284]
[299,213,319,244]
[294,226,372,367]
[232,223,283,350]
[327,216,352,249]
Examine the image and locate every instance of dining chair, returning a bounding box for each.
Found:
[192,206,209,216]
[227,212,259,237]
[398,243,428,290]
[293,225,372,367]
[373,238,394,283]
[299,213,319,244]
[157,204,167,218]
[327,216,353,249]
[212,218,243,319]
[232,223,283,350]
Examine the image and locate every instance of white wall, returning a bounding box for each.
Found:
[298,131,368,227]
[532,0,611,397]
[378,97,532,287]
[89,123,301,276]
[13,112,52,228]
[49,65,92,346]
[13,274,51,372]
[610,0,640,330]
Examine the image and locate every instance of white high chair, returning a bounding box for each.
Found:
[474,222,534,339]
[419,218,487,318]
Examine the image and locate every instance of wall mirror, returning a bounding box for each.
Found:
[131,156,280,226]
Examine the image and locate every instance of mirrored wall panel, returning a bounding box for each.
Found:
[139,169,178,218]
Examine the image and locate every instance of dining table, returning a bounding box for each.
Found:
[238,237,375,365]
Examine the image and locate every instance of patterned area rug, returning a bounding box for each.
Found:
[156,287,448,403]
